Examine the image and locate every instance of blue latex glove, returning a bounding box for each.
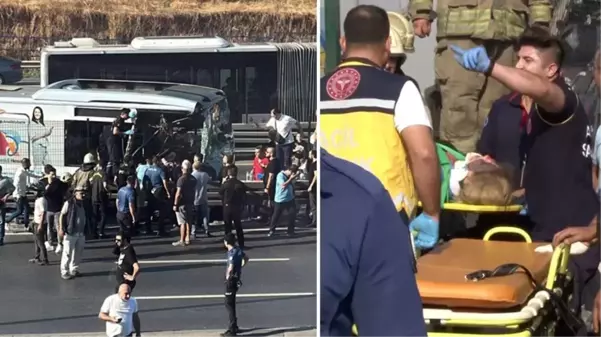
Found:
[123,129,134,136]
[409,213,439,249]
[519,204,528,216]
[450,45,491,73]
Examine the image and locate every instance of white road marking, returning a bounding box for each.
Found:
[5,227,316,236]
[140,258,290,264]
[136,292,315,300]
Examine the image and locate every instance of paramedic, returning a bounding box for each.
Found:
[321,149,426,336]
[453,26,599,314]
[320,4,441,249]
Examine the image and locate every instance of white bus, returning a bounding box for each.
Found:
[40,36,317,123]
[0,79,230,176]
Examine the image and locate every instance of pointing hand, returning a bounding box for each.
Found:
[450,45,492,73]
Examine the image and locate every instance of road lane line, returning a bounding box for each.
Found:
[140,258,290,264]
[6,227,316,236]
[136,292,315,300]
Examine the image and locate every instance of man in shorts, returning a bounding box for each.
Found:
[172,160,196,247]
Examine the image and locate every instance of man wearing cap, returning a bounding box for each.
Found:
[58,187,89,279]
[7,158,42,231]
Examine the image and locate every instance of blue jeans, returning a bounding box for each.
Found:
[195,203,210,233]
[276,143,293,169]
[6,197,29,227]
[0,206,6,241]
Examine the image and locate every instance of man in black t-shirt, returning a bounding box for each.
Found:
[173,160,197,247]
[263,147,281,202]
[307,150,317,227]
[113,231,140,293]
[453,26,599,318]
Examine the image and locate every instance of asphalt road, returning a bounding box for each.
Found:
[0,221,317,335]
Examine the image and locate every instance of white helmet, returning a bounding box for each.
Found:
[83,153,96,164]
[388,12,415,60]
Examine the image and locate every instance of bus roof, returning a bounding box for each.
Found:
[0,79,230,114]
[42,36,316,55]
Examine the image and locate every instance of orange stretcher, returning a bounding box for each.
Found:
[353,228,573,337]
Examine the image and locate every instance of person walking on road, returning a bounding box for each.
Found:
[172,160,197,247]
[320,5,441,250]
[268,164,299,237]
[99,283,141,337]
[219,165,248,248]
[192,160,212,238]
[222,233,249,337]
[116,176,136,237]
[7,158,42,231]
[29,184,49,266]
[306,150,317,228]
[113,231,140,293]
[58,187,88,280]
[0,165,14,246]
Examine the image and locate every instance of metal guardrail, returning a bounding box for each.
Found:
[21,60,40,69]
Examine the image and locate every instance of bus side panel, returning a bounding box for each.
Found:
[0,113,31,176]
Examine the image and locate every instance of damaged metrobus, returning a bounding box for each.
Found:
[0,79,233,176]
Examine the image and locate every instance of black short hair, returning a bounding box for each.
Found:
[195,153,204,162]
[344,5,389,45]
[44,164,55,175]
[224,233,236,246]
[516,25,565,67]
[289,164,299,174]
[310,150,316,158]
[126,175,136,185]
[227,165,238,177]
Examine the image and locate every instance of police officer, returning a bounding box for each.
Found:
[321,149,426,336]
[222,233,249,337]
[453,27,599,321]
[320,5,441,249]
[409,0,551,153]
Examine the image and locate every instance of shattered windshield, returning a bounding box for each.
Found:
[201,98,234,174]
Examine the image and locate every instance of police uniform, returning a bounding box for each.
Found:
[224,246,246,334]
[320,58,431,217]
[320,149,426,336]
[409,0,552,153]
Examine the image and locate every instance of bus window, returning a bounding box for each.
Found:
[64,120,109,166]
[196,69,214,87]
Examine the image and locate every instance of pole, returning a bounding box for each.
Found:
[324,0,341,74]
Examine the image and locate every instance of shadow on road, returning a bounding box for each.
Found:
[239,326,316,336]
[0,296,315,329]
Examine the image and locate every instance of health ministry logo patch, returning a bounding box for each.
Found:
[326,68,361,100]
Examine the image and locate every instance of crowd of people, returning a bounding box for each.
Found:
[0,103,315,336]
[321,4,600,336]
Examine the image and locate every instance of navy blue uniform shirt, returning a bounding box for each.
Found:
[523,77,598,242]
[477,92,528,189]
[320,149,426,337]
[227,246,245,279]
[117,185,135,213]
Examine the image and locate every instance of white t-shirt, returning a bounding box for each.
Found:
[33,197,47,225]
[266,114,296,144]
[393,81,432,133]
[100,294,138,337]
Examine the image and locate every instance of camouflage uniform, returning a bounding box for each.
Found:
[409,0,552,153]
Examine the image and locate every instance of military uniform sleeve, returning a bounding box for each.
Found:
[528,0,552,25]
[351,190,427,336]
[408,0,433,21]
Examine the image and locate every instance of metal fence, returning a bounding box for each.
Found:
[0,34,316,61]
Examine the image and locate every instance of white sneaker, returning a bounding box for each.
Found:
[55,244,62,254]
[44,241,52,250]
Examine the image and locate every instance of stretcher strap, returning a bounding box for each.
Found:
[466,263,584,334]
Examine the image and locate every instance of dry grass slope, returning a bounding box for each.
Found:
[0,0,317,60]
